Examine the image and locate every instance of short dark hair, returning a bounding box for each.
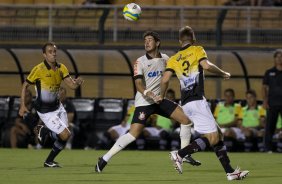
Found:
[246,89,257,97]
[42,42,56,53]
[224,88,235,97]
[143,31,160,42]
[273,49,282,58]
[179,26,196,44]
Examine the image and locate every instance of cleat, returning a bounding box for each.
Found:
[183,155,201,166]
[95,157,107,173]
[169,151,183,174]
[227,167,249,180]
[34,125,44,145]
[44,161,61,168]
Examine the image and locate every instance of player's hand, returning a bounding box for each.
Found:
[146,91,156,100]
[154,95,163,104]
[74,77,84,86]
[19,105,29,117]
[223,72,231,80]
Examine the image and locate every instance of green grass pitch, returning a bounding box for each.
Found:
[0,149,282,184]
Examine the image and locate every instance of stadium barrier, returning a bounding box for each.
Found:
[0,46,275,100]
[0,4,281,46]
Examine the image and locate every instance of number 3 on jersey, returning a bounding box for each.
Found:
[182,60,190,76]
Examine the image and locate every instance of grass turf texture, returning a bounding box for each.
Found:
[0,149,282,184]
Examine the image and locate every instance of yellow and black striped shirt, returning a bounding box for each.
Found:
[166,44,207,105]
[26,60,70,113]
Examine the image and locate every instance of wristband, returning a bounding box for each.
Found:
[143,89,149,96]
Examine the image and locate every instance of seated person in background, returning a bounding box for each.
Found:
[214,88,241,150]
[236,89,266,151]
[96,106,134,149]
[10,89,39,148]
[107,113,131,142]
[58,87,77,150]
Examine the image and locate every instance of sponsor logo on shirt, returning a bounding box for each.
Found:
[148,70,162,77]
[269,72,276,76]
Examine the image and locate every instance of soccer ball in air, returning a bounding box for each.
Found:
[123,3,142,21]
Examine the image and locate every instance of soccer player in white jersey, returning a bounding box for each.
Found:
[156,26,249,180]
[95,31,199,173]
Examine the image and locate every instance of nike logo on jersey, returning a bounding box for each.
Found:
[147,64,152,67]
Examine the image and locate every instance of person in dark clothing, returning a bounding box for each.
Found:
[262,49,282,152]
[10,89,39,148]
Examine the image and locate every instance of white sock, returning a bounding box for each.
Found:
[180,124,192,149]
[102,133,136,162]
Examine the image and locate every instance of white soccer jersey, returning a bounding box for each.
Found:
[133,53,169,107]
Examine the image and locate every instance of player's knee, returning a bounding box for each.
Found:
[59,129,71,141]
[178,115,191,125]
[129,130,141,138]
[206,134,220,146]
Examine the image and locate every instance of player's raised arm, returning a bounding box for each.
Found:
[63,76,84,90]
[158,70,174,101]
[200,59,231,80]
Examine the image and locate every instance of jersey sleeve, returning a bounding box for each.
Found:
[238,108,244,120]
[60,64,70,79]
[133,60,143,80]
[196,46,208,63]
[165,57,175,73]
[259,106,266,117]
[213,104,220,118]
[234,104,241,117]
[26,65,40,84]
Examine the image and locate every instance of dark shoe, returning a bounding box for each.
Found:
[95,157,107,173]
[44,161,61,168]
[183,155,201,166]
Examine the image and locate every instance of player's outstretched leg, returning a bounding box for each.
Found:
[213,140,249,180]
[95,132,136,173]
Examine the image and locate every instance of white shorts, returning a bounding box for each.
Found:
[182,98,218,134]
[109,123,130,137]
[37,103,68,134]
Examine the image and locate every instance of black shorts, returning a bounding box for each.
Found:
[131,99,178,125]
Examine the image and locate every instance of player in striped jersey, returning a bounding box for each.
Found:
[95,31,199,173]
[157,26,249,180]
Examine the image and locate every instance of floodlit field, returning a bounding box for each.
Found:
[0,149,282,184]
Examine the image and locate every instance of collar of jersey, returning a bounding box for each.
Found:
[179,44,191,51]
[146,52,162,60]
[44,60,60,70]
[246,105,258,110]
